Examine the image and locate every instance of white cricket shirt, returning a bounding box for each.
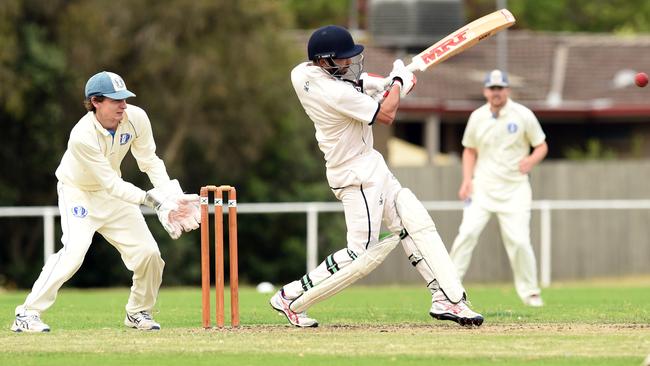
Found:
[55,104,170,205]
[462,98,545,187]
[291,62,380,186]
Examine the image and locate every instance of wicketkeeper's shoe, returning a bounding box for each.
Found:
[270,289,318,328]
[11,311,50,333]
[124,311,161,331]
[429,290,484,327]
[523,294,544,307]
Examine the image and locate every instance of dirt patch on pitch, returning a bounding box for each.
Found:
[326,323,650,334]
[190,322,650,335]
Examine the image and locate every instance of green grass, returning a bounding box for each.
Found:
[1,280,650,365]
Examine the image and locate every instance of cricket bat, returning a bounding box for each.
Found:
[406,8,515,72]
[381,9,515,90]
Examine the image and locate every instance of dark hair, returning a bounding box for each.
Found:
[83,96,105,112]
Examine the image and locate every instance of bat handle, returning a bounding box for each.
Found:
[381,61,420,89]
[406,62,420,72]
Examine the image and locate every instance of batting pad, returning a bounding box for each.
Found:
[289,234,401,313]
[395,188,465,303]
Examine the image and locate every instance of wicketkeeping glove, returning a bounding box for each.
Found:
[169,194,201,233]
[143,179,200,239]
[144,187,183,240]
[388,59,417,98]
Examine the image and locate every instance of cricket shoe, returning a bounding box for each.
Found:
[429,290,484,327]
[124,311,161,331]
[270,289,318,328]
[523,294,544,307]
[11,311,50,333]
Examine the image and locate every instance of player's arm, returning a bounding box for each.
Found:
[519,141,547,174]
[375,60,417,125]
[520,109,548,174]
[128,109,201,235]
[458,147,477,200]
[374,84,401,125]
[69,136,147,204]
[70,136,195,239]
[128,106,171,187]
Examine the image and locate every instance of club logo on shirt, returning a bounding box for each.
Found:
[119,133,132,145]
[304,81,310,92]
[71,206,88,218]
[507,122,518,133]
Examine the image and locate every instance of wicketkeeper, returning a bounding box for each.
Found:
[11,71,200,332]
[270,25,483,328]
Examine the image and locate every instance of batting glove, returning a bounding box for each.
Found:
[388,59,417,98]
[359,72,388,102]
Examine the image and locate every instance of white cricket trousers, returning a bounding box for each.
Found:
[15,182,165,316]
[449,181,540,300]
[283,153,443,299]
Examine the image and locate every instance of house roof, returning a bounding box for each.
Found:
[358,30,650,118]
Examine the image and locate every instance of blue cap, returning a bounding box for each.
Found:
[85,71,136,99]
[484,69,509,87]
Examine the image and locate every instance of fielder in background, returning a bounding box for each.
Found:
[270,25,483,328]
[11,71,201,333]
[449,70,548,307]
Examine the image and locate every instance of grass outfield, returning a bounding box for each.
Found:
[1,279,649,365]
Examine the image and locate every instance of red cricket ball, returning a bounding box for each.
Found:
[635,72,648,87]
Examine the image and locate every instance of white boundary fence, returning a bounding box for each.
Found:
[2,199,650,287]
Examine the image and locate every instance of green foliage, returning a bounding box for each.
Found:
[0,1,73,286]
[512,0,650,33]
[564,138,617,160]
[630,134,645,158]
[468,0,650,33]
[0,0,339,288]
[284,0,350,29]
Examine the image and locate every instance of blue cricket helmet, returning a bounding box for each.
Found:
[307,25,364,61]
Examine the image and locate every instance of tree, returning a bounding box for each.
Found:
[467,0,650,33]
[0,0,342,288]
[0,0,73,287]
[284,0,350,29]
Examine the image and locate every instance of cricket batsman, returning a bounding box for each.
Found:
[269,25,484,327]
[11,71,200,332]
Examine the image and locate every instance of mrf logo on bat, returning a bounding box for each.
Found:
[420,29,470,64]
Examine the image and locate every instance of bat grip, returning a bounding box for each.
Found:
[381,61,419,89]
[406,62,419,72]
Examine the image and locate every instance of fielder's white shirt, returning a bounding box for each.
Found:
[55,104,170,205]
[462,98,545,193]
[291,62,380,187]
